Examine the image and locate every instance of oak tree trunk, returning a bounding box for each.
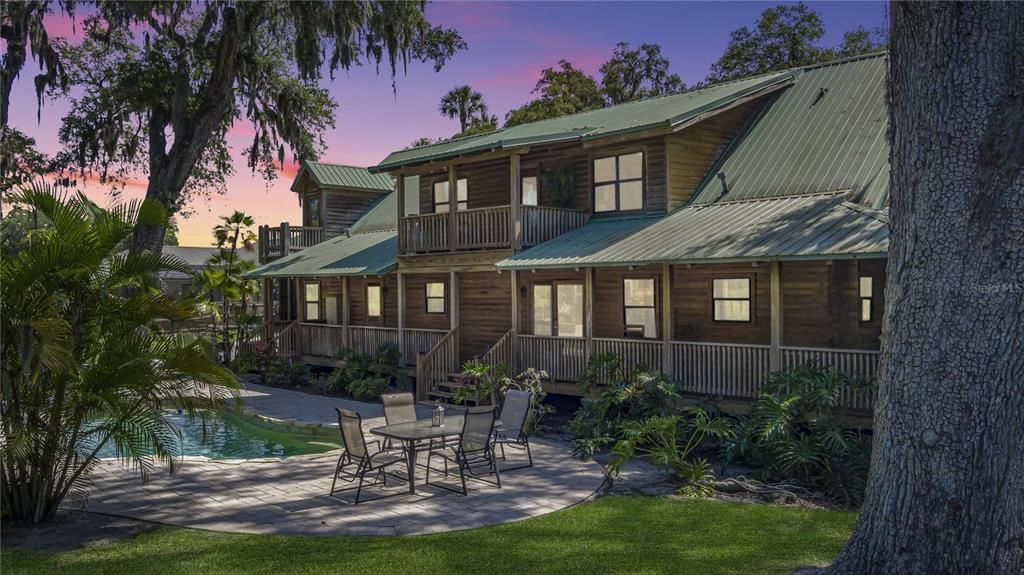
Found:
[828,3,1024,573]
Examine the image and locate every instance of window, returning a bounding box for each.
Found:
[304,282,321,321]
[860,276,874,322]
[593,151,644,213]
[712,278,751,322]
[532,283,584,337]
[433,178,468,213]
[403,175,420,216]
[624,278,657,339]
[522,176,538,206]
[533,285,553,336]
[366,283,382,319]
[425,281,445,314]
[305,195,321,227]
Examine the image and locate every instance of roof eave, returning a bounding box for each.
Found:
[496,250,889,271]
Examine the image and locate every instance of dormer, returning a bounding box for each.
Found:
[291,161,395,239]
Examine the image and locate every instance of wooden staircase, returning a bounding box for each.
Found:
[425,372,481,407]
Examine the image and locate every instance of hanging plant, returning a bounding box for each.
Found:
[542,166,576,209]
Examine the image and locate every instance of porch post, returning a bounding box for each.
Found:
[397,272,406,365]
[447,164,458,251]
[281,222,291,255]
[450,271,460,372]
[396,173,406,254]
[661,264,672,376]
[510,152,522,250]
[341,276,351,349]
[510,269,519,371]
[770,261,783,371]
[585,267,594,361]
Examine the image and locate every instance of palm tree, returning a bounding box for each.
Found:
[0,182,237,523]
[198,211,260,364]
[439,85,490,133]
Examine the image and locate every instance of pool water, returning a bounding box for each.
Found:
[95,410,339,460]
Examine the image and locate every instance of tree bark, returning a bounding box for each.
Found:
[828,3,1024,573]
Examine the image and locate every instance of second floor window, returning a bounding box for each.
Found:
[712,278,751,322]
[522,176,538,206]
[304,281,321,321]
[366,283,382,319]
[305,195,321,227]
[434,178,468,213]
[594,151,644,213]
[426,281,446,314]
[624,278,656,338]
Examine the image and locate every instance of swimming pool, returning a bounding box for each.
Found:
[95,410,339,460]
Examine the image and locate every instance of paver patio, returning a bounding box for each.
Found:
[85,382,605,536]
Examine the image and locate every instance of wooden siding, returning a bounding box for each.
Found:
[416,159,511,213]
[666,99,765,210]
[348,276,398,328]
[593,265,664,339]
[404,273,451,331]
[458,271,512,361]
[782,260,885,349]
[323,190,383,238]
[672,264,772,345]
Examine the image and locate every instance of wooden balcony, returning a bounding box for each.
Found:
[257,224,324,263]
[400,204,587,254]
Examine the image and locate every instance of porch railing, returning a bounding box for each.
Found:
[521,205,589,247]
[403,328,448,366]
[515,334,588,383]
[781,346,879,410]
[593,337,664,378]
[455,205,511,249]
[402,213,449,253]
[478,329,514,376]
[298,323,347,358]
[416,327,459,401]
[347,326,400,356]
[672,341,773,398]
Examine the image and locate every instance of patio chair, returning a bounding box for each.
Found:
[425,405,501,495]
[329,408,404,504]
[494,389,534,471]
[381,392,417,452]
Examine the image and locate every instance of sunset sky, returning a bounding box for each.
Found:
[7,1,886,246]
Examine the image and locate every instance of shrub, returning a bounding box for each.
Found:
[457,362,554,431]
[569,354,681,458]
[348,377,390,400]
[265,359,310,388]
[721,363,873,507]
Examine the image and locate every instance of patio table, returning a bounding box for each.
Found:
[370,416,501,495]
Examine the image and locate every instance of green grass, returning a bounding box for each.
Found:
[3,497,853,575]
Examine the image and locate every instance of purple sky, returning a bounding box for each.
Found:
[7,1,887,245]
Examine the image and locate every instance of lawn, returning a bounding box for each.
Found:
[3,497,854,575]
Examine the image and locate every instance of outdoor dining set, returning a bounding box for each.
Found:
[328,390,535,504]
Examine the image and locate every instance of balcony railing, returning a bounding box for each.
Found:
[258,224,323,262]
[401,204,587,254]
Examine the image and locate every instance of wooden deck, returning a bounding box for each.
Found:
[400,204,587,253]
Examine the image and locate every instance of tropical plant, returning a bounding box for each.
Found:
[541,166,576,209]
[569,354,682,458]
[456,362,554,430]
[0,182,236,523]
[347,377,390,401]
[439,85,490,133]
[608,408,734,497]
[264,359,310,389]
[720,363,873,506]
[193,211,260,366]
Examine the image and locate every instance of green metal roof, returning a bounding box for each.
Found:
[246,230,397,278]
[498,192,888,269]
[291,161,394,192]
[691,53,890,208]
[373,71,794,172]
[349,192,397,234]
